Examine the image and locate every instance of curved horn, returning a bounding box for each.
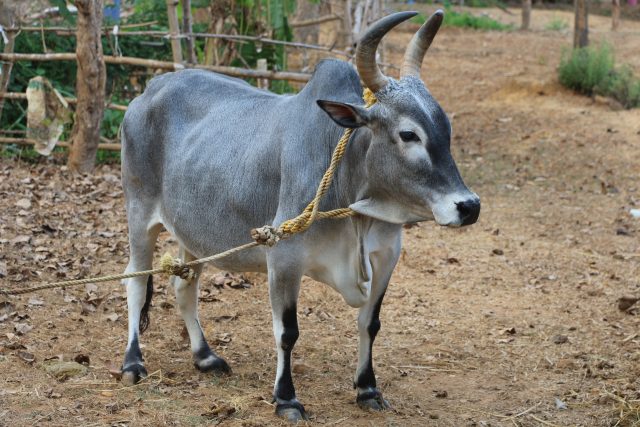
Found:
[400,9,444,79]
[356,11,417,93]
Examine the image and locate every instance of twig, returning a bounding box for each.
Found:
[326,416,350,425]
[528,414,559,427]
[290,14,342,28]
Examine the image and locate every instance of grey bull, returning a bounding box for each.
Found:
[119,10,480,421]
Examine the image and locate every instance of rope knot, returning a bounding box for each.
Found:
[251,226,282,247]
[160,253,196,280]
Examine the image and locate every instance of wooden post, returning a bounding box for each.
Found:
[182,0,196,64]
[166,0,183,64]
[0,33,15,122]
[574,0,589,48]
[67,0,106,173]
[256,58,268,89]
[0,5,16,122]
[521,0,532,30]
[612,0,620,31]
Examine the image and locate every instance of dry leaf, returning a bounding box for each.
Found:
[17,351,35,364]
[15,198,32,209]
[105,313,119,322]
[14,323,33,335]
[28,298,45,307]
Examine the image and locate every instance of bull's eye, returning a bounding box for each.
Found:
[399,131,420,143]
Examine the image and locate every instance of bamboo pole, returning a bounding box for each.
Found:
[0,91,127,111]
[182,0,196,64]
[0,52,312,82]
[0,136,121,151]
[165,0,183,64]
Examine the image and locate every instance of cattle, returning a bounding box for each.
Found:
[119,10,480,422]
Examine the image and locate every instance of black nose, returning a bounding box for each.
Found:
[456,198,480,226]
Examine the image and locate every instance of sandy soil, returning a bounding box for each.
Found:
[1,6,640,427]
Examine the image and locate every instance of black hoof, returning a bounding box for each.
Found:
[357,389,391,411]
[194,354,232,375]
[275,401,308,423]
[121,363,147,386]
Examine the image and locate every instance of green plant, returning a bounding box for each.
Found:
[444,10,511,30]
[558,44,614,95]
[545,17,569,31]
[558,43,640,108]
[412,8,511,31]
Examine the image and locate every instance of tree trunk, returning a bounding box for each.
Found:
[612,0,620,31]
[182,0,196,64]
[574,0,589,48]
[521,0,532,30]
[67,0,106,173]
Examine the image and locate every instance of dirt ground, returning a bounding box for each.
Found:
[2,6,640,427]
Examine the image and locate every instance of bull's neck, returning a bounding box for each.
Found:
[332,127,371,210]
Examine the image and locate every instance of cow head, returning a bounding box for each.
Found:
[317,11,480,227]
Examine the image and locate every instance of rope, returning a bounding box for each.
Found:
[0,89,377,297]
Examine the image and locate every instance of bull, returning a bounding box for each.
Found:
[119,10,480,421]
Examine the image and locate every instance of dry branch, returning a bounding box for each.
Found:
[3,27,352,58]
[290,14,341,28]
[0,53,311,82]
[0,91,127,111]
[0,136,120,151]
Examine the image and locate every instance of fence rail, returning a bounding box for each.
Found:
[0,92,127,111]
[0,53,312,82]
[0,136,121,151]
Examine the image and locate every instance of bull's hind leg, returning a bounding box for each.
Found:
[174,246,231,374]
[268,262,308,422]
[121,222,162,386]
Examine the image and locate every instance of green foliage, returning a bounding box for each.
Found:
[50,0,76,24]
[444,10,511,30]
[544,17,569,31]
[1,0,300,162]
[558,44,640,109]
[411,7,511,31]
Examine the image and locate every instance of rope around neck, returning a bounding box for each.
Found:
[0,89,377,296]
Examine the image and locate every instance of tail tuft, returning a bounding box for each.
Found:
[139,275,153,334]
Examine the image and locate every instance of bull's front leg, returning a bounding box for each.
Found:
[267,262,308,422]
[354,248,398,410]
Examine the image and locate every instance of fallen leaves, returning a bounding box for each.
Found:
[14,323,33,335]
[15,198,32,210]
[43,360,88,381]
[617,296,639,312]
[17,351,36,364]
[552,335,569,345]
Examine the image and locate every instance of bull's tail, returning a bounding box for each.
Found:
[139,275,154,334]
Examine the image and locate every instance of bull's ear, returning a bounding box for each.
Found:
[316,100,370,128]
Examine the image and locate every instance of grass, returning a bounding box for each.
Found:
[558,43,640,109]
[411,8,511,31]
[545,17,569,31]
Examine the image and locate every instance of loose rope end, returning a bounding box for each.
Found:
[363,88,377,107]
[160,253,196,280]
[251,226,282,247]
